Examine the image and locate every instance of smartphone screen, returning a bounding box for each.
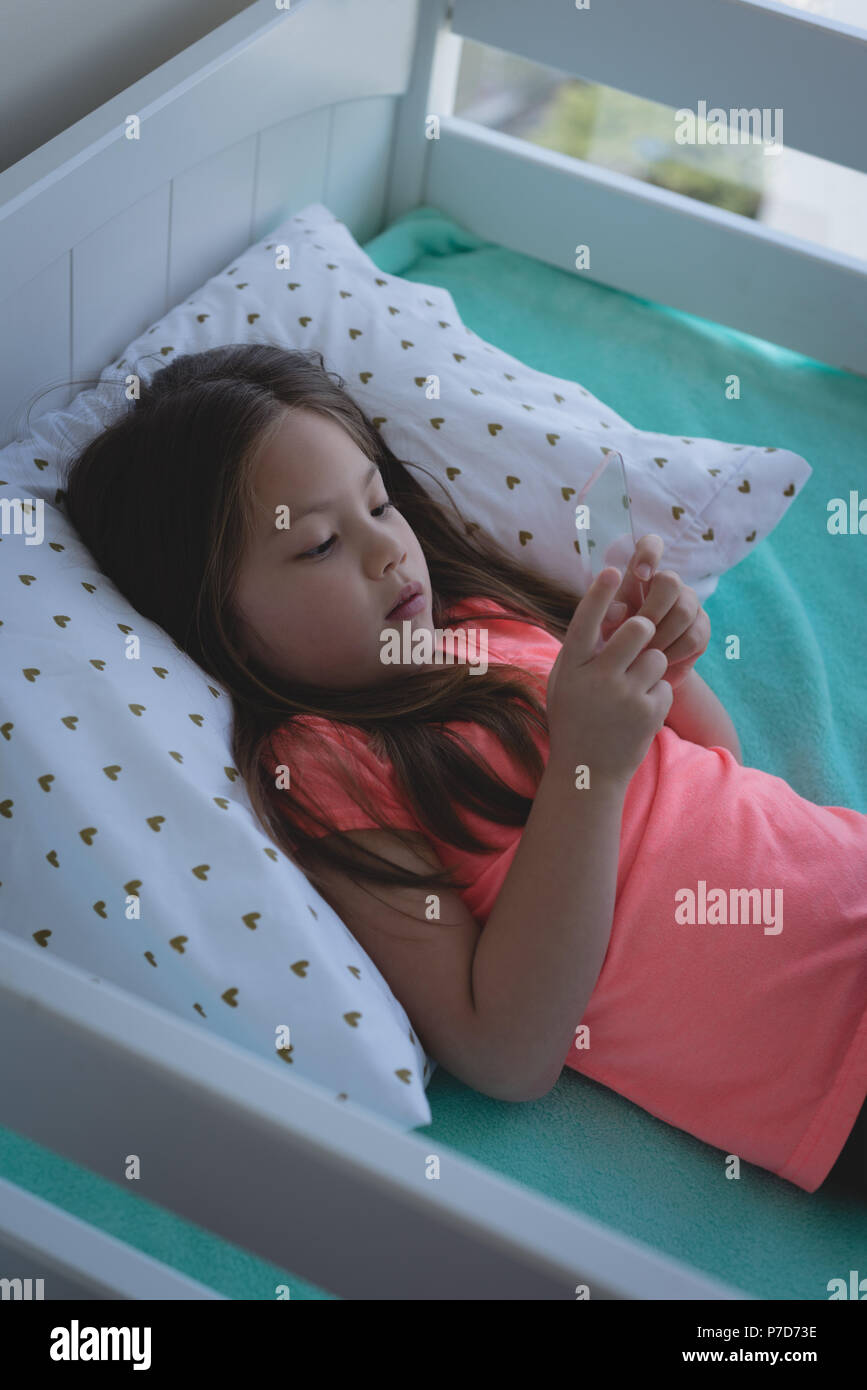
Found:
[575,450,640,583]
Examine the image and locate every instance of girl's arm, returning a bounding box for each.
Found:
[310,765,630,1103]
[664,669,744,763]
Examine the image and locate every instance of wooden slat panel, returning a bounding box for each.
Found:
[0,1178,227,1299]
[253,106,332,244]
[71,183,171,390]
[0,252,70,445]
[452,0,867,174]
[0,0,419,302]
[425,116,867,373]
[385,0,456,224]
[0,0,422,449]
[0,932,748,1300]
[168,135,258,309]
[325,96,398,245]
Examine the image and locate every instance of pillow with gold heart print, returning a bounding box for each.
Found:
[0,438,433,1131]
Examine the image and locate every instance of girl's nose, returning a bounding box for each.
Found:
[372,535,405,575]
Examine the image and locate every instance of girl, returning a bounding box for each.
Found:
[62,342,867,1197]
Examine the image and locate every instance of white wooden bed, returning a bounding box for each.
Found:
[0,0,864,1301]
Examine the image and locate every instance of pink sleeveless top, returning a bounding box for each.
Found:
[265,596,867,1193]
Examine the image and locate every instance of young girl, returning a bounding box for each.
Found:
[62,342,867,1197]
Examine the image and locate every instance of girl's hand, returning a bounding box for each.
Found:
[600,534,710,691]
[547,568,673,785]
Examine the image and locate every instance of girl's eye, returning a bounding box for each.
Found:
[300,499,395,559]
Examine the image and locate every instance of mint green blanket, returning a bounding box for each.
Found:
[2,205,864,1301]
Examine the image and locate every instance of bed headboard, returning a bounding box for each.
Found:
[0,0,424,449]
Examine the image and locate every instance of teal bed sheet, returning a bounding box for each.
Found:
[1,205,864,1301]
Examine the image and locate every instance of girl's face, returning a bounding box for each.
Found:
[233,407,434,689]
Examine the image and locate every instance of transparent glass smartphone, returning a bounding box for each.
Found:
[575,450,645,655]
[575,449,642,589]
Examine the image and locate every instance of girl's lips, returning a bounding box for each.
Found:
[387,590,425,620]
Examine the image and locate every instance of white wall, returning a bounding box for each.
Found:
[0,0,252,173]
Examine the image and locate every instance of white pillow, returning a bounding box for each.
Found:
[0,418,434,1126]
[0,196,810,1129]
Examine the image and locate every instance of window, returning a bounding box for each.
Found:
[453,36,867,263]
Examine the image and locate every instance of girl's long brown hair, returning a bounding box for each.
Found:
[60,343,583,912]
